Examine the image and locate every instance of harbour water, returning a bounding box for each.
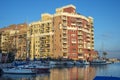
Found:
[0,63,120,80]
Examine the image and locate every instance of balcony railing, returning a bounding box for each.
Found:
[76,24,82,27]
[62,17,67,20]
[62,45,67,48]
[63,31,67,34]
[78,45,83,48]
[71,23,76,26]
[78,36,83,39]
[62,36,67,38]
[78,32,82,35]
[63,23,67,26]
[78,41,83,44]
[76,20,82,23]
[62,26,67,30]
[62,40,67,43]
[62,50,68,52]
[78,28,82,30]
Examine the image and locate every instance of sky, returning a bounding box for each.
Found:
[0,0,120,58]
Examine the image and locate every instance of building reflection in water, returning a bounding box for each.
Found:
[35,73,50,80]
[50,66,96,80]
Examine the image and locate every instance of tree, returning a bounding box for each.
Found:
[103,51,107,59]
[7,52,15,63]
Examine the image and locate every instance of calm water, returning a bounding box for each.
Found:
[0,63,120,80]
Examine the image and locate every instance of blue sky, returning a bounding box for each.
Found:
[0,0,120,58]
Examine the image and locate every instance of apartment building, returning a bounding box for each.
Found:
[28,13,54,60]
[29,4,97,60]
[0,23,27,60]
[53,5,96,60]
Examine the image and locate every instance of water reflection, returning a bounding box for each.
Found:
[1,64,116,80]
[0,73,50,80]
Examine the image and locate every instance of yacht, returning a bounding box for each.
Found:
[2,67,36,74]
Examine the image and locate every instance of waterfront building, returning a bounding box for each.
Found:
[28,4,97,60]
[0,23,27,61]
[0,5,97,60]
[28,14,54,60]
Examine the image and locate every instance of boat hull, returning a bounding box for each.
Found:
[2,68,36,74]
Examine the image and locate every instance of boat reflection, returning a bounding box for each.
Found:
[1,73,50,80]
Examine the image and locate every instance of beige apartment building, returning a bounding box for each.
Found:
[0,23,27,60]
[28,4,97,60]
[28,13,54,60]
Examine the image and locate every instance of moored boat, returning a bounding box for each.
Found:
[2,67,36,74]
[90,59,107,65]
[74,60,89,65]
[18,61,50,73]
[63,61,74,66]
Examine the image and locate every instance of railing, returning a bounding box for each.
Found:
[78,32,82,35]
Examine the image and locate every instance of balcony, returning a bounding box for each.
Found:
[76,24,82,27]
[63,56,68,58]
[63,31,67,34]
[91,28,94,31]
[78,41,83,44]
[78,32,82,35]
[62,45,67,48]
[87,34,91,38]
[87,38,91,41]
[78,36,83,40]
[71,23,76,26]
[78,49,83,52]
[62,40,67,43]
[71,41,76,43]
[62,35,67,39]
[62,17,67,20]
[78,28,82,30]
[78,56,84,59]
[78,45,83,48]
[62,49,68,52]
[91,31,94,34]
[63,23,67,26]
[62,26,67,30]
[76,20,82,23]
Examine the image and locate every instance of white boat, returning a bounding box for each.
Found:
[75,60,89,65]
[106,61,112,64]
[90,59,107,65]
[49,61,63,65]
[2,67,36,74]
[18,61,50,73]
[64,61,74,65]
[82,60,90,65]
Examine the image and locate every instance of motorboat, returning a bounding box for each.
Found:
[74,60,89,65]
[90,59,107,65]
[18,61,50,73]
[2,67,36,74]
[63,61,74,66]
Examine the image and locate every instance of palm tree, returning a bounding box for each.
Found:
[103,51,107,59]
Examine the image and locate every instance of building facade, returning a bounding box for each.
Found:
[0,23,27,61]
[28,13,54,60]
[0,5,97,60]
[28,5,97,60]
